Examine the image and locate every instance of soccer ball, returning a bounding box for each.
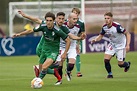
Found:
[31,77,44,89]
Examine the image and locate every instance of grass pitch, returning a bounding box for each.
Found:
[0,52,137,91]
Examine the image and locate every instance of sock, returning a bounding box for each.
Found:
[66,58,69,67]
[47,68,54,74]
[118,62,128,68]
[76,55,81,73]
[54,68,61,81]
[39,70,47,79]
[104,59,112,75]
[58,66,63,78]
[67,63,74,72]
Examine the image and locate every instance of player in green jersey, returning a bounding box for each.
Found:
[15,10,84,85]
[13,12,71,85]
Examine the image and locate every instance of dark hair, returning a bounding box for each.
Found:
[72,7,81,14]
[104,12,113,17]
[45,12,55,20]
[56,12,65,17]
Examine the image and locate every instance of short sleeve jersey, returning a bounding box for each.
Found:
[100,22,126,48]
[33,22,68,53]
[60,21,82,49]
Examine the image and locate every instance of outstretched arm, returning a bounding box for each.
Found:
[68,33,84,40]
[12,30,33,38]
[18,10,42,24]
[91,34,103,43]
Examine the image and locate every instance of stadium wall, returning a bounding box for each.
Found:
[0,33,135,56]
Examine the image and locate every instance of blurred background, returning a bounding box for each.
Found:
[0,0,137,56]
[1,0,137,35]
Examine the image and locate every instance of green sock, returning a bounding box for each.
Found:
[76,55,81,73]
[39,70,47,79]
[47,68,54,74]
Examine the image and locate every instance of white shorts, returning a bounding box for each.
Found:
[105,43,126,61]
[56,48,77,62]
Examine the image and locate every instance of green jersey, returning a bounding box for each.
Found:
[33,23,68,63]
[77,19,85,32]
[60,24,70,34]
[36,21,46,57]
[36,22,70,57]
[77,19,85,52]
[36,35,45,57]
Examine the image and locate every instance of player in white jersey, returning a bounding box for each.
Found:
[91,12,131,78]
[71,7,86,77]
[56,13,85,81]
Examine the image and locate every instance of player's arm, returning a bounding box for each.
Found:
[68,33,85,40]
[18,10,42,24]
[91,34,103,43]
[124,31,131,52]
[58,28,71,60]
[61,36,71,60]
[12,29,33,38]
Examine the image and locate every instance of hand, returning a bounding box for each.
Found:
[80,33,86,40]
[125,45,130,52]
[18,10,25,17]
[61,52,67,61]
[12,33,21,38]
[91,39,96,44]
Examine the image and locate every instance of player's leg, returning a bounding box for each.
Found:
[76,42,82,77]
[76,54,82,77]
[48,61,62,85]
[46,68,62,85]
[104,54,113,78]
[39,58,54,79]
[56,49,65,79]
[34,43,42,77]
[66,49,77,81]
[104,44,115,78]
[116,49,131,72]
[33,65,40,77]
[58,61,64,78]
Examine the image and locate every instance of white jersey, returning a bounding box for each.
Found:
[56,22,81,61]
[100,22,126,49]
[60,22,81,49]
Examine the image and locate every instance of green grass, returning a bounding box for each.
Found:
[0,52,137,91]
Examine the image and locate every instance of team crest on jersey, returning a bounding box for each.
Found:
[120,26,125,32]
[52,32,55,36]
[44,31,46,34]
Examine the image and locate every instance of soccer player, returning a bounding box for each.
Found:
[71,7,86,77]
[57,13,86,81]
[91,12,131,78]
[16,10,84,85]
[13,12,71,84]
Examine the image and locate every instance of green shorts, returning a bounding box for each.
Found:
[39,52,59,64]
[36,43,43,57]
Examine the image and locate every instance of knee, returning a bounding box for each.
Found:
[104,59,110,63]
[118,62,124,68]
